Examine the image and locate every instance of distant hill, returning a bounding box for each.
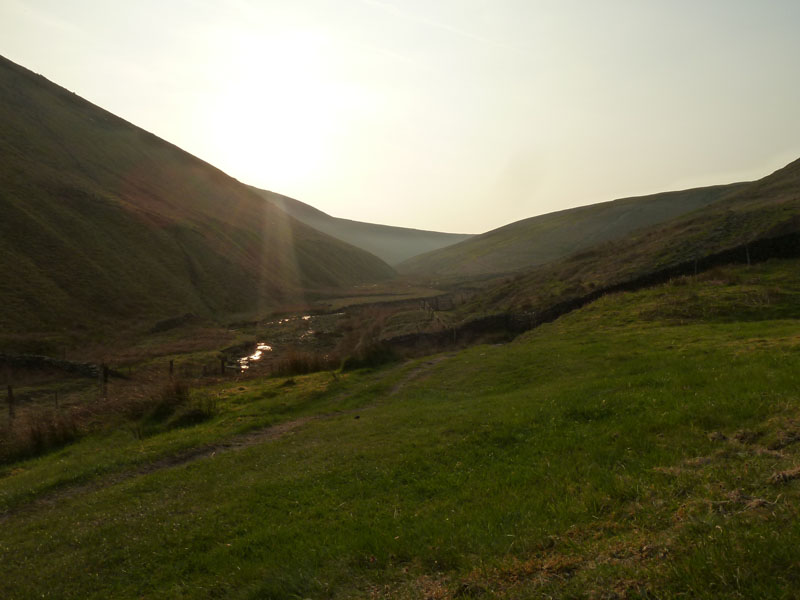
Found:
[0,56,394,340]
[251,187,473,266]
[476,157,800,313]
[397,183,748,278]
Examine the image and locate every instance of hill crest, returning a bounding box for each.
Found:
[251,187,473,266]
[398,182,748,278]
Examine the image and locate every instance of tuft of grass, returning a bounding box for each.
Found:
[271,350,340,377]
[150,379,191,418]
[132,379,196,438]
[341,341,400,371]
[1,409,79,463]
[167,396,218,429]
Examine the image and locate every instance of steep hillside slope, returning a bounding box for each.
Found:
[480,157,800,313]
[0,56,394,337]
[251,187,473,265]
[398,183,746,278]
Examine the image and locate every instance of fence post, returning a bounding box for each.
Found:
[220,358,226,375]
[169,360,174,378]
[7,385,14,421]
[55,390,59,410]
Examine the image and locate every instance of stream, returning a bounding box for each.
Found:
[237,343,273,370]
[235,314,335,371]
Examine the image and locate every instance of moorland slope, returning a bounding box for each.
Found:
[477,156,800,314]
[398,183,747,278]
[252,187,473,265]
[0,56,394,342]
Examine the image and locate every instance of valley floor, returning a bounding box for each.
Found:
[2,259,800,598]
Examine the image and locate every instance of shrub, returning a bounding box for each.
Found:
[168,396,217,429]
[1,410,78,463]
[145,379,192,422]
[341,341,399,371]
[272,350,339,377]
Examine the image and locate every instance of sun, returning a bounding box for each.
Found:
[206,30,338,190]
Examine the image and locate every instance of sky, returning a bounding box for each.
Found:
[2,1,800,234]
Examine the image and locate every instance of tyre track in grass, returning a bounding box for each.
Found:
[390,353,453,396]
[0,415,317,523]
[1,352,457,522]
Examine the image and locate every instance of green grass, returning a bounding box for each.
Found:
[1,259,800,598]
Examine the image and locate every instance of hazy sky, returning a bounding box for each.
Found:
[2,1,800,233]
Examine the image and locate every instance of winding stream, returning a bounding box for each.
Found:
[238,343,273,370]
[235,315,326,371]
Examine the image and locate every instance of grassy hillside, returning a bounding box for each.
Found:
[398,183,746,278]
[477,157,800,314]
[2,258,800,598]
[252,187,473,265]
[0,56,394,343]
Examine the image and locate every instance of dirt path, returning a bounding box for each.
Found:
[390,353,452,396]
[0,415,318,523]
[3,353,455,522]
[137,416,315,472]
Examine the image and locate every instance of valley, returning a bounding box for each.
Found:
[2,49,800,600]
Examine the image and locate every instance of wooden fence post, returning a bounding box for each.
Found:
[220,358,226,375]
[7,385,14,421]
[102,363,109,399]
[169,360,174,378]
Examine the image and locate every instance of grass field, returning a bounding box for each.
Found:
[1,258,800,598]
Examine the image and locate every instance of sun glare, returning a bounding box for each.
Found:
[207,31,339,189]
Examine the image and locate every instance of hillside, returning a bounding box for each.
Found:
[477,157,800,314]
[2,258,800,598]
[251,187,473,265]
[398,183,747,278]
[0,56,394,342]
